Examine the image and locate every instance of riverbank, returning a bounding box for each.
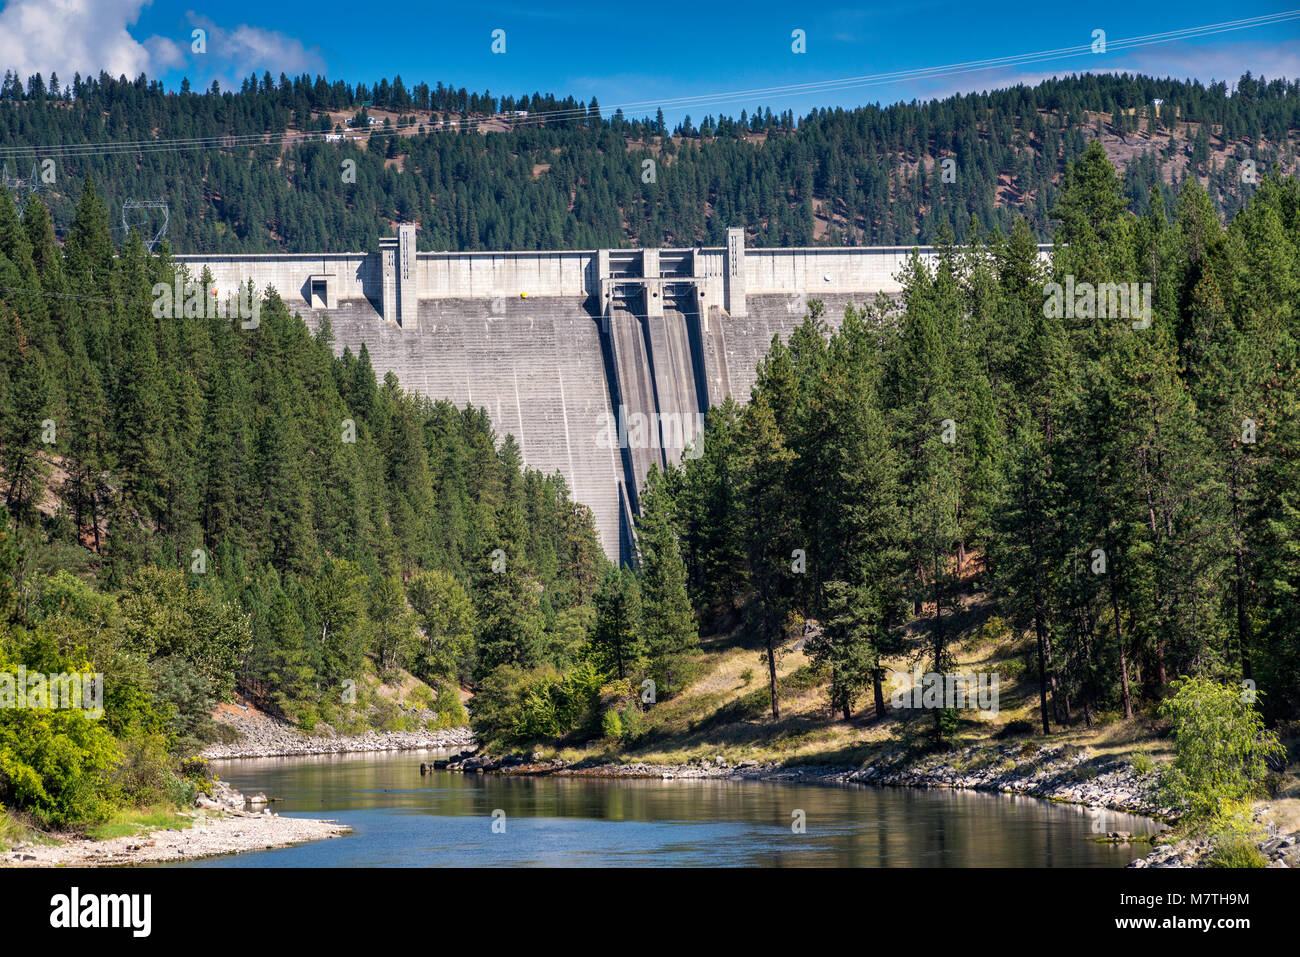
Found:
[195,678,1300,868]
[201,700,475,759]
[459,741,1176,818]
[1129,818,1300,868]
[453,745,1300,867]
[0,782,350,868]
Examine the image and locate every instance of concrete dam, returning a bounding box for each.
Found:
[176,228,1048,562]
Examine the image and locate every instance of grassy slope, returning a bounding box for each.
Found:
[545,592,1184,771]
[539,588,1300,842]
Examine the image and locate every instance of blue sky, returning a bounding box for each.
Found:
[2,1,1299,121]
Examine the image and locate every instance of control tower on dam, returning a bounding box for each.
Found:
[175,227,1051,563]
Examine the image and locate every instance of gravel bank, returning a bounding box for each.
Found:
[200,702,475,759]
[1,782,350,868]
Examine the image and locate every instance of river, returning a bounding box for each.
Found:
[175,750,1159,867]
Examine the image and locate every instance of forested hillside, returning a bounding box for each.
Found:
[3,69,1300,834]
[0,70,1297,250]
[0,176,699,826]
[648,143,1300,735]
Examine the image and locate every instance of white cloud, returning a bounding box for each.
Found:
[0,1,325,88]
[0,0,157,82]
[187,13,326,78]
[145,34,187,73]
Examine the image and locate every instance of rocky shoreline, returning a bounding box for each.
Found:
[457,742,1175,817]
[447,742,1295,867]
[1,782,350,868]
[200,702,475,759]
[1128,811,1300,868]
[187,714,1298,868]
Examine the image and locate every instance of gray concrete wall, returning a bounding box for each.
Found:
[298,298,626,562]
[747,246,928,295]
[175,233,1051,562]
[174,253,378,311]
[415,250,594,299]
[175,241,1052,314]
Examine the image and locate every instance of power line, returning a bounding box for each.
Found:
[0,282,159,310]
[0,11,1295,160]
[513,10,1300,121]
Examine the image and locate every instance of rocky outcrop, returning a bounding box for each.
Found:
[194,779,253,810]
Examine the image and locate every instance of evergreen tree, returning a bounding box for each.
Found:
[589,566,643,681]
[636,468,698,698]
[737,392,798,719]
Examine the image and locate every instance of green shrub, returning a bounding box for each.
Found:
[112,731,172,804]
[974,615,1010,646]
[1131,750,1156,776]
[1203,803,1269,868]
[337,709,369,736]
[471,661,604,747]
[211,722,239,744]
[601,709,623,740]
[163,772,198,808]
[432,684,468,728]
[0,808,40,851]
[0,634,120,827]
[317,700,338,727]
[1206,833,1268,868]
[997,659,1026,682]
[407,684,434,711]
[369,695,402,732]
[1160,676,1285,821]
[936,707,960,742]
[296,707,319,734]
[619,704,643,743]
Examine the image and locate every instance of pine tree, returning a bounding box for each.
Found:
[589,566,643,681]
[992,423,1062,732]
[636,469,698,698]
[737,393,798,719]
[886,252,964,738]
[807,581,876,720]
[472,545,546,678]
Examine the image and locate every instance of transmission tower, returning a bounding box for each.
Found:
[122,199,169,252]
[0,162,40,200]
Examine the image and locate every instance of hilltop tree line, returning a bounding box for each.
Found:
[0,70,1295,251]
[0,179,699,826]
[647,142,1300,732]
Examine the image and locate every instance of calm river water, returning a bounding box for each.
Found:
[176,750,1158,867]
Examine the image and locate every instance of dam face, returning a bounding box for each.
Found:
[176,228,1050,563]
